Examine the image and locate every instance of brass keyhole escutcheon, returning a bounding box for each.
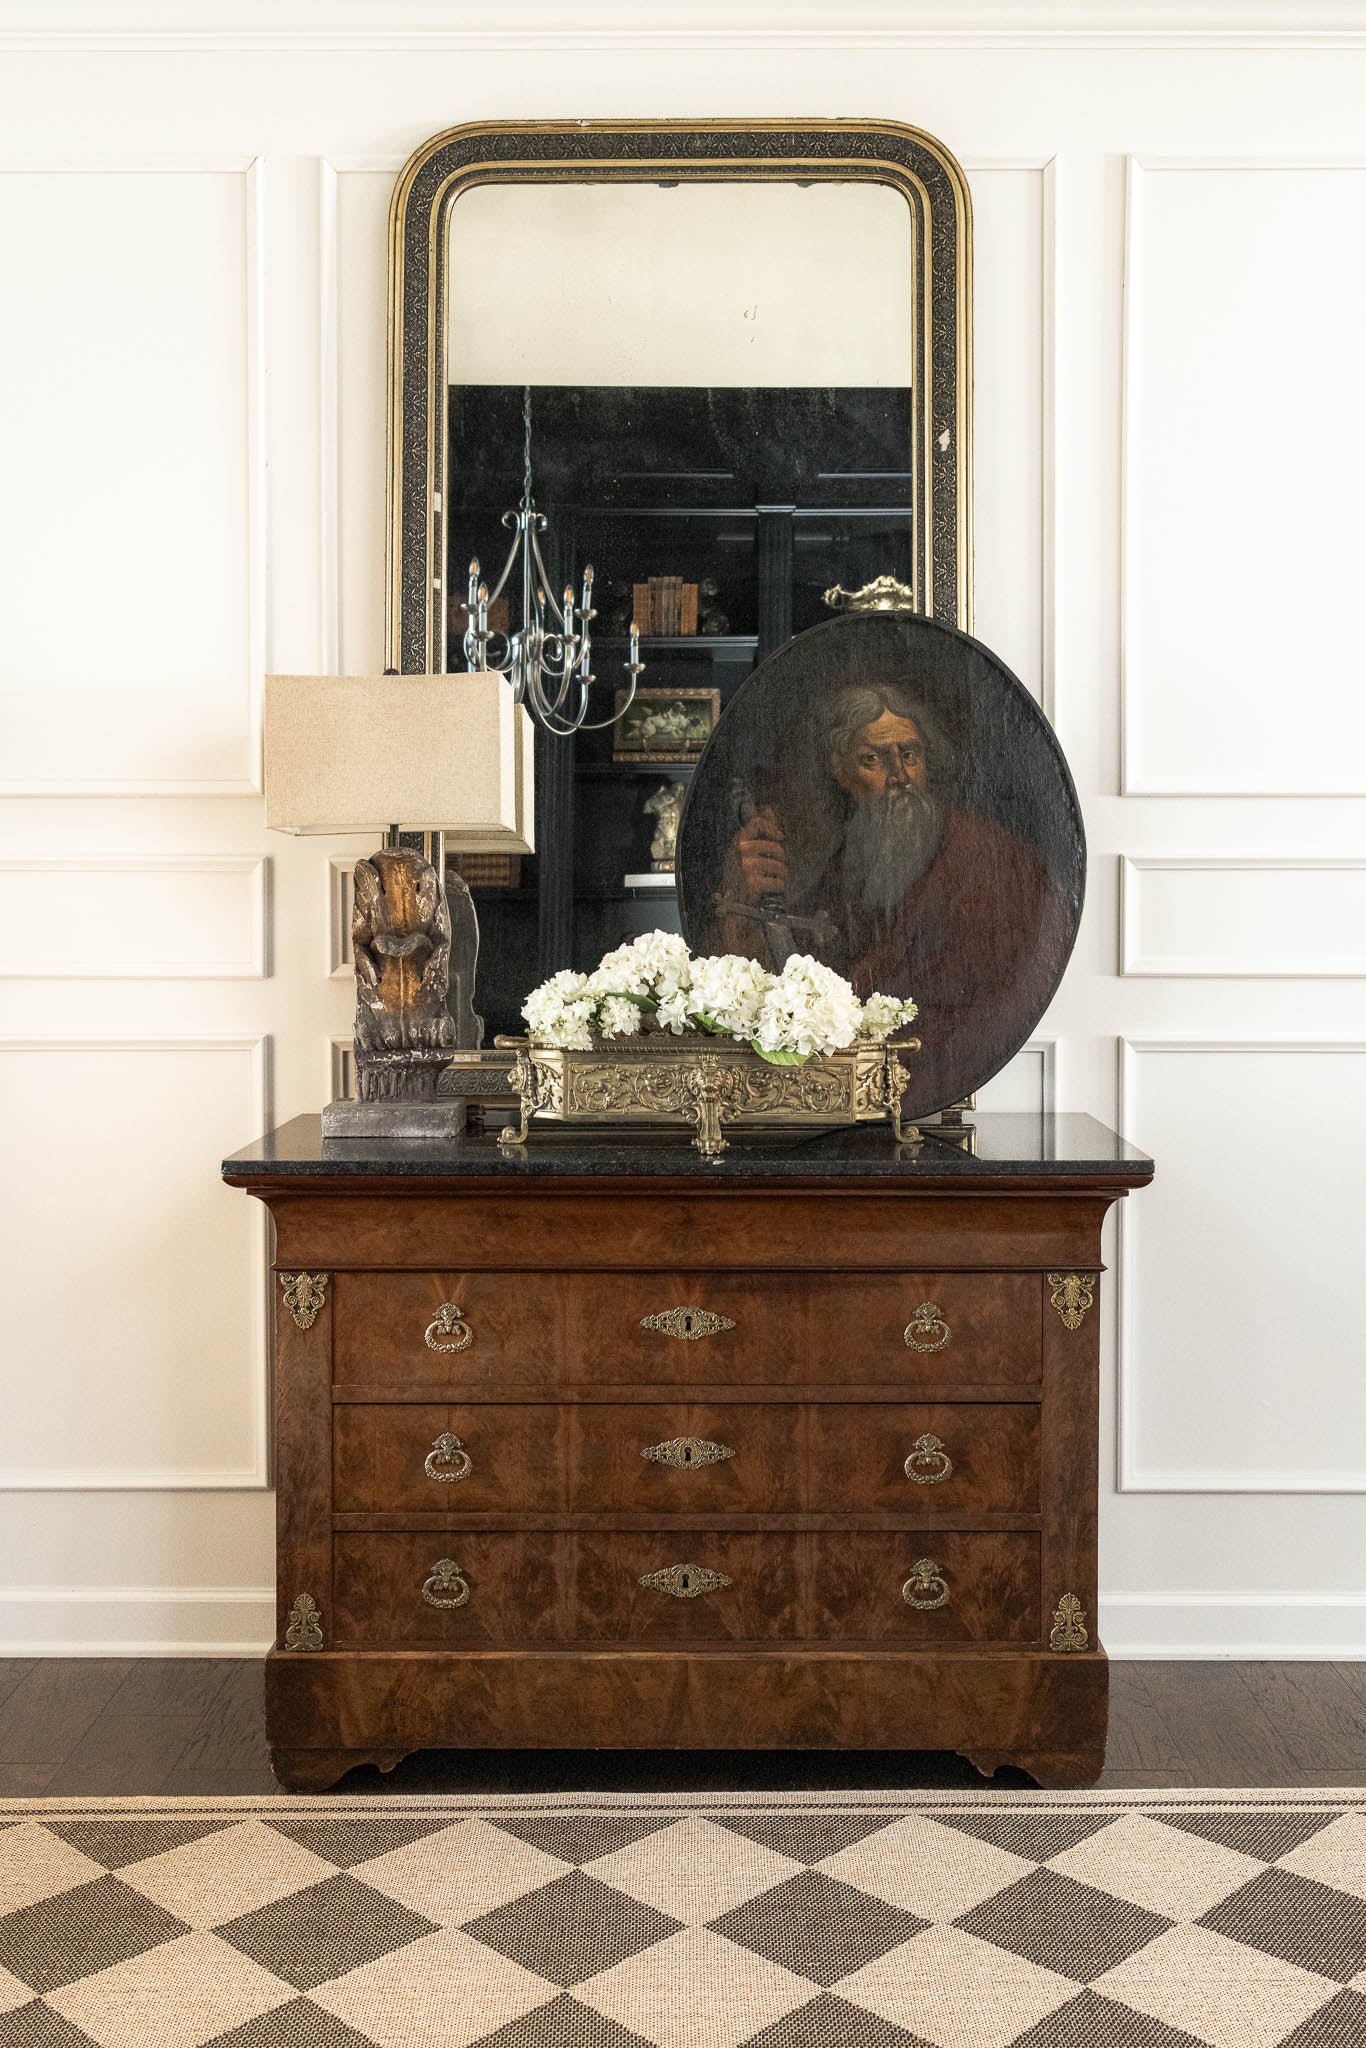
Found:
[641,1436,736,1470]
[639,1563,733,1599]
[902,1558,950,1609]
[422,1559,470,1609]
[639,1306,736,1341]
[424,1432,472,1483]
[903,1303,950,1351]
[425,1303,473,1353]
[904,1433,953,1484]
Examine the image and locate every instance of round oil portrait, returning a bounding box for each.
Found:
[676,611,1085,1119]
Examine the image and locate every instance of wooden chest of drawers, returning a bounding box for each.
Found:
[224,1114,1152,1791]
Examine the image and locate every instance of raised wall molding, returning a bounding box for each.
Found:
[1120,155,1366,797]
[2,857,270,979]
[0,157,266,797]
[328,855,355,978]
[1118,1036,1366,1493]
[976,1035,1059,1117]
[320,155,405,677]
[1120,857,1366,977]
[328,1034,355,1103]
[7,3,1366,51]
[0,1034,271,1488]
[961,156,1057,721]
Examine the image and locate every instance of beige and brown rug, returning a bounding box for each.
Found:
[0,1789,1364,2047]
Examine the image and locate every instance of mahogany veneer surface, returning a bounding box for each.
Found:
[224,1115,1152,1790]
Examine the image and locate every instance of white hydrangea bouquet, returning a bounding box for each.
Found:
[500,932,921,1156]
[522,930,918,1065]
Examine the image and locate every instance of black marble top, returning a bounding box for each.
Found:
[223,1113,1152,1185]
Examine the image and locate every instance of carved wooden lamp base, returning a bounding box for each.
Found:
[322,843,466,1138]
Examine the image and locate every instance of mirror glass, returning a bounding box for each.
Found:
[442,178,919,1035]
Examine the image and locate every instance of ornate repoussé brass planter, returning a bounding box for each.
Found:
[493,1033,922,1158]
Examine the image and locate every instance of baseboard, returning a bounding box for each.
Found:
[1101,1592,1366,1658]
[0,1586,1362,1658]
[0,1586,275,1655]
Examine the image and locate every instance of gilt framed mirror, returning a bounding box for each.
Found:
[386,118,972,1036]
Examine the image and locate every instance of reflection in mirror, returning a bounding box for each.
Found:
[443,179,918,1036]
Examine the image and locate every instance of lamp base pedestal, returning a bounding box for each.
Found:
[322,1098,465,1139]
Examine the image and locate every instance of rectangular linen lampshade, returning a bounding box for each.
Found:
[265,672,535,851]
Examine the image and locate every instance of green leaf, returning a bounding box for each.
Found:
[599,990,657,1010]
[691,1012,723,1035]
[751,1043,807,1066]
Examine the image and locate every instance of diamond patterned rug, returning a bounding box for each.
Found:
[0,1790,1364,2047]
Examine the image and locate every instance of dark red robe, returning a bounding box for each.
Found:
[812,806,1073,1111]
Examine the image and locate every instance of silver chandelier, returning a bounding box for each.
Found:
[461,387,644,736]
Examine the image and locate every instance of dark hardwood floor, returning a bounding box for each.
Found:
[3,1659,1366,1796]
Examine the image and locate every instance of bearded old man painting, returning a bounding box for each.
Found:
[678,613,1084,1116]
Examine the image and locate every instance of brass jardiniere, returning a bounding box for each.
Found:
[494,1033,921,1158]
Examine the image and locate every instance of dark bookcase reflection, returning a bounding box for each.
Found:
[446,384,914,1038]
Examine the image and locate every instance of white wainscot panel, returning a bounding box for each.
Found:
[1120,1041,1366,1490]
[5,858,268,978]
[974,1038,1056,1115]
[326,159,399,675]
[0,1038,268,1486]
[0,165,262,793]
[1122,859,1366,976]
[328,853,355,977]
[1123,160,1366,794]
[964,161,1049,706]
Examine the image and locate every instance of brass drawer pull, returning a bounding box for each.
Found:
[422,1558,470,1608]
[904,1302,950,1351]
[639,1563,732,1599]
[642,1436,736,1470]
[424,1432,472,1483]
[902,1558,950,1609]
[904,1433,953,1484]
[425,1303,473,1353]
[640,1307,736,1341]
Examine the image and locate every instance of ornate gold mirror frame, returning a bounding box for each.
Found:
[385,117,973,674]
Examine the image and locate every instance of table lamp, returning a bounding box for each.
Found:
[265,672,534,1136]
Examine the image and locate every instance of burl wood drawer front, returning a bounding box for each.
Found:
[333,1402,799,1512]
[334,1404,567,1513]
[334,1401,1036,1514]
[811,1533,1040,1644]
[807,1404,1041,1515]
[331,1270,1040,1387]
[331,1535,562,1647]
[330,1533,801,1646]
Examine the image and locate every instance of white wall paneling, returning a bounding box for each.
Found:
[5,9,1366,1653]
[329,1034,355,1103]
[327,853,355,977]
[3,857,270,978]
[0,159,266,795]
[974,1036,1058,1116]
[1121,156,1366,795]
[324,157,403,677]
[1120,858,1366,976]
[0,1037,271,1487]
[1118,1039,1366,1492]
[960,158,1054,706]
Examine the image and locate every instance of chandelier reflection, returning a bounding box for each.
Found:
[461,387,644,737]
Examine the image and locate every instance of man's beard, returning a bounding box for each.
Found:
[840,787,942,921]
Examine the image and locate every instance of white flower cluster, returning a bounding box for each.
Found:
[857,989,921,1042]
[521,931,918,1064]
[752,954,865,1062]
[521,968,598,1051]
[670,952,773,1041]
